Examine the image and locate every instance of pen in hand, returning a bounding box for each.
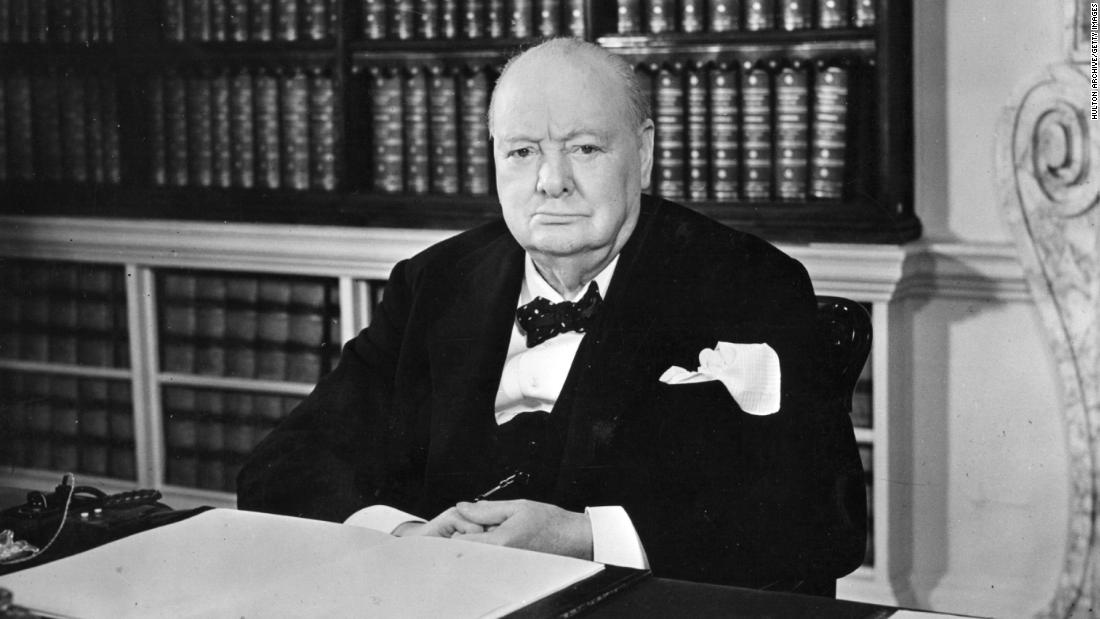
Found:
[471,471,530,502]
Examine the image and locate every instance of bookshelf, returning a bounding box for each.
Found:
[0,0,917,243]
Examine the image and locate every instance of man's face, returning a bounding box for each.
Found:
[491,56,654,261]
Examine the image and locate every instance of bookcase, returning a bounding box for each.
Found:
[0,0,917,243]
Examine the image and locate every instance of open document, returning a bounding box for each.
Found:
[0,508,604,618]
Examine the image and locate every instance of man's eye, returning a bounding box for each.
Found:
[508,147,534,158]
[574,145,602,155]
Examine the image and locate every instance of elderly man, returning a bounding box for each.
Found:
[238,38,865,595]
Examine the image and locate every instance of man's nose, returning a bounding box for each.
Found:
[536,152,574,198]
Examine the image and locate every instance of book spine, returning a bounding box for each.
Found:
[285,280,327,383]
[459,69,489,196]
[164,386,199,486]
[195,390,227,489]
[77,266,116,367]
[308,71,337,190]
[210,0,228,40]
[419,0,439,38]
[0,264,22,359]
[186,0,211,41]
[817,0,850,28]
[809,65,848,200]
[774,63,808,200]
[72,0,90,43]
[211,72,232,188]
[224,275,259,378]
[9,74,33,180]
[280,70,310,191]
[0,0,8,43]
[22,266,51,362]
[254,71,282,189]
[708,62,739,200]
[26,374,54,470]
[744,0,774,30]
[361,0,386,39]
[780,0,810,30]
[681,0,703,33]
[51,377,80,472]
[685,67,707,201]
[27,0,46,42]
[303,0,328,40]
[55,0,74,43]
[403,67,430,194]
[428,67,458,194]
[565,0,584,37]
[223,392,256,490]
[440,0,457,38]
[740,62,772,200]
[509,0,531,37]
[9,0,27,42]
[616,0,639,34]
[33,72,64,182]
[370,68,404,193]
[227,0,250,41]
[654,66,684,200]
[487,0,505,38]
[249,0,273,40]
[853,0,874,27]
[99,0,113,42]
[275,0,298,40]
[161,272,198,373]
[0,78,6,181]
[48,263,79,364]
[256,279,291,381]
[165,72,189,187]
[851,348,872,429]
[78,378,111,476]
[61,73,88,183]
[86,75,106,184]
[646,0,671,33]
[195,275,227,378]
[187,74,215,187]
[88,0,101,43]
[230,70,256,188]
[536,0,558,37]
[463,0,484,39]
[107,380,135,479]
[712,0,743,32]
[162,0,185,41]
[103,74,121,184]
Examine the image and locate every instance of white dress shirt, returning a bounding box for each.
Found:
[346,254,648,570]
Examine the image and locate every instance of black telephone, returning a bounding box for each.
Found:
[1,481,168,551]
[0,476,195,576]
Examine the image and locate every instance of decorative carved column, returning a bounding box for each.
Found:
[998,2,1100,616]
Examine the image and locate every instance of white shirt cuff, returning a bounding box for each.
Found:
[343,505,425,534]
[585,505,649,570]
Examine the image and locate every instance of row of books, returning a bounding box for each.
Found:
[148,69,338,191]
[1,372,137,481]
[368,65,493,195]
[162,386,300,491]
[162,0,336,43]
[0,0,114,44]
[644,61,851,202]
[0,261,130,368]
[615,0,875,34]
[158,271,342,383]
[0,71,122,185]
[361,0,587,41]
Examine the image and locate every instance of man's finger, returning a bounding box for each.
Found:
[454,500,518,525]
[448,518,486,535]
[451,531,505,546]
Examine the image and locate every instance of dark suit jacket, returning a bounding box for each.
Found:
[238,195,866,589]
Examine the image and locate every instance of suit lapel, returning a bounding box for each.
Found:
[553,198,669,482]
[422,233,524,501]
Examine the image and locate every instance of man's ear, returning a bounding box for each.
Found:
[638,120,655,190]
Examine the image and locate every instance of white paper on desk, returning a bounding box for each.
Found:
[0,508,603,619]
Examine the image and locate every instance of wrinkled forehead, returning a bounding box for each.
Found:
[491,54,633,140]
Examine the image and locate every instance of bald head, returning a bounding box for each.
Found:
[488,38,650,140]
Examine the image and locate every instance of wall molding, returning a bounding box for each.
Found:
[0,216,1030,306]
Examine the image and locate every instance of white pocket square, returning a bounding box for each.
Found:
[659,342,781,415]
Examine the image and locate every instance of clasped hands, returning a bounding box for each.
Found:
[392,499,593,561]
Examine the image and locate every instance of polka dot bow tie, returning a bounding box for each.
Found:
[515,282,603,348]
